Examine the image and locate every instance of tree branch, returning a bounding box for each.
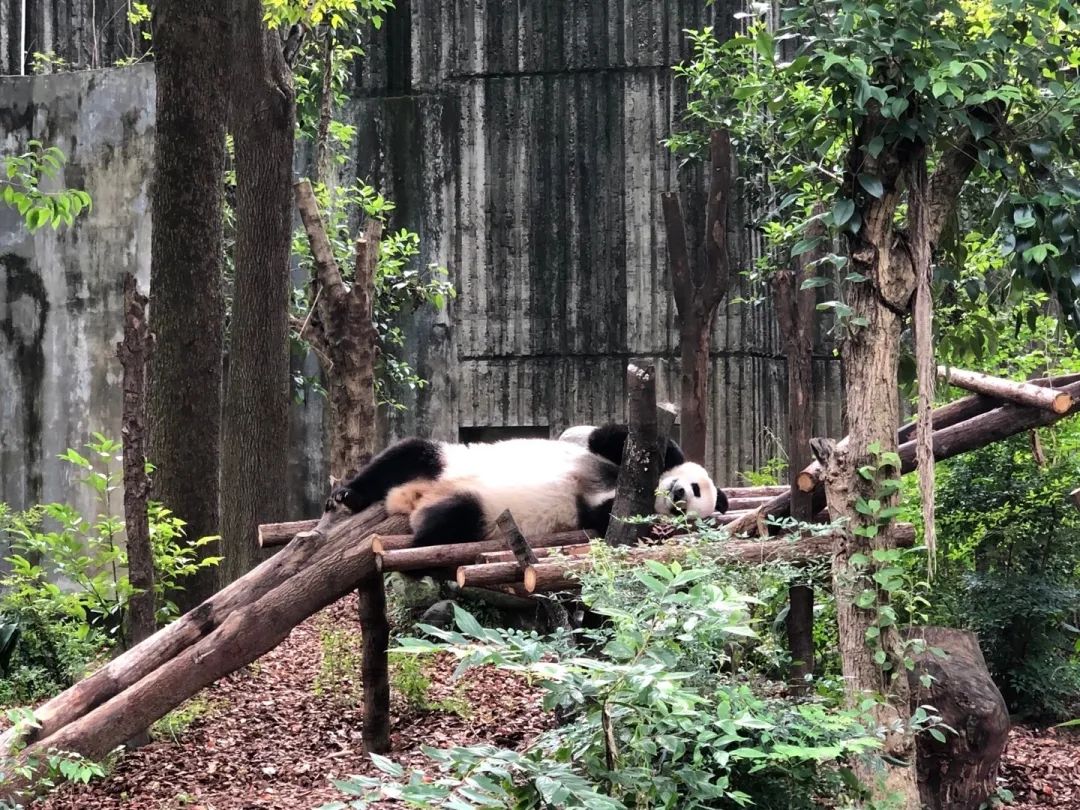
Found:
[294,179,348,305]
[661,192,693,317]
[704,129,733,304]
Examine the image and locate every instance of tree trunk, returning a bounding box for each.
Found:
[147,0,229,611]
[604,365,672,547]
[219,6,296,586]
[116,274,156,647]
[773,216,822,687]
[661,130,733,463]
[824,185,921,804]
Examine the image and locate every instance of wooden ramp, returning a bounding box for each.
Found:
[0,506,406,802]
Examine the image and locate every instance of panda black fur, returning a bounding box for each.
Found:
[323,424,725,546]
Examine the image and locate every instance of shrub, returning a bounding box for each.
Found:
[0,435,220,705]
[323,549,882,809]
[933,433,1080,719]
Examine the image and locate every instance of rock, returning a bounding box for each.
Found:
[906,626,1010,810]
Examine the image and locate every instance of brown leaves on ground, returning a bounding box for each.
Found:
[31,594,552,810]
[21,597,1080,809]
[1000,724,1080,808]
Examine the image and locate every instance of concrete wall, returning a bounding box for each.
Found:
[351,0,844,482]
[0,1,846,526]
[0,64,153,521]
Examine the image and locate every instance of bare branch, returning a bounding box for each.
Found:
[704,129,733,304]
[661,192,693,316]
[293,179,347,304]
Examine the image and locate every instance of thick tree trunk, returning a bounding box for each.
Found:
[773,218,822,686]
[220,8,296,586]
[147,0,229,611]
[824,177,921,803]
[116,274,155,647]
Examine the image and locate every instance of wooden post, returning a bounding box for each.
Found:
[356,570,390,754]
[495,510,539,567]
[604,364,664,547]
[116,274,156,648]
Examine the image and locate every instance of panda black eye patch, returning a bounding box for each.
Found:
[691,483,701,498]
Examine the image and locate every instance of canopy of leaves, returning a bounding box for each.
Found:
[670,0,1080,331]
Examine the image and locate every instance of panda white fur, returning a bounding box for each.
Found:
[559,424,726,520]
[323,424,725,546]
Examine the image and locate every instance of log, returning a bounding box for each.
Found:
[495,510,538,567]
[357,569,390,753]
[725,496,775,511]
[0,506,408,800]
[722,485,789,498]
[1070,487,1080,511]
[370,534,419,554]
[520,525,916,593]
[456,561,529,589]
[259,518,318,547]
[779,377,1080,521]
[477,543,595,565]
[896,372,1080,443]
[375,530,594,572]
[0,511,390,754]
[938,366,1072,414]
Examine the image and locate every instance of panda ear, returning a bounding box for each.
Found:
[715,490,729,515]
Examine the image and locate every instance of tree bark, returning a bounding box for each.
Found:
[604,366,670,546]
[147,0,229,611]
[773,213,823,686]
[293,181,383,481]
[116,274,156,647]
[219,5,296,586]
[661,130,733,463]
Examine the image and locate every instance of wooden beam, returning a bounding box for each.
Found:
[519,524,916,593]
[375,530,595,573]
[938,366,1072,414]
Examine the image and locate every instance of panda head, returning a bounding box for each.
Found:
[654,462,726,519]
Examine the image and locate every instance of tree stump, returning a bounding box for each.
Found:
[906,626,1010,810]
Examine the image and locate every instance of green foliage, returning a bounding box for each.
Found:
[932,431,1080,719]
[322,555,883,809]
[314,625,365,706]
[0,435,220,705]
[1,142,91,233]
[263,0,393,31]
[670,0,1080,332]
[290,182,455,409]
[389,651,470,716]
[151,696,219,744]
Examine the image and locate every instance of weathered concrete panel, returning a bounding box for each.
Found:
[0,64,153,519]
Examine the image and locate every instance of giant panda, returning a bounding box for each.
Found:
[322,424,725,546]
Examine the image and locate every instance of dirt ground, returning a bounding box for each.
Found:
[23,595,1080,809]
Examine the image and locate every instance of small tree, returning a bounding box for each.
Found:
[661,130,734,464]
[671,0,1080,804]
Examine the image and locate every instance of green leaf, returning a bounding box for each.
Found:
[754,27,775,61]
[858,174,884,199]
[368,753,404,778]
[831,198,856,226]
[800,275,831,289]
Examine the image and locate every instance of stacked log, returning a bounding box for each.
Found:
[729,376,1080,537]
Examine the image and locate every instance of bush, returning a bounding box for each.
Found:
[323,547,882,809]
[933,433,1080,719]
[0,435,220,705]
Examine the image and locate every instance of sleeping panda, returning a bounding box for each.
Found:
[321,424,725,546]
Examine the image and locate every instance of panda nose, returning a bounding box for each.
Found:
[671,485,685,503]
